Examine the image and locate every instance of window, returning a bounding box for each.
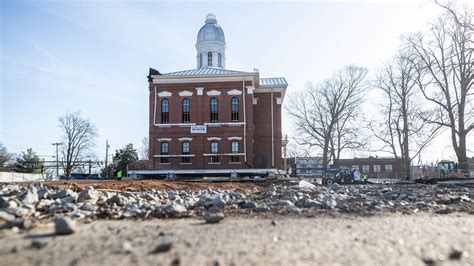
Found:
[385,164,393,172]
[352,165,359,170]
[207,51,212,66]
[230,141,239,163]
[362,165,370,173]
[374,165,381,173]
[160,142,169,163]
[161,99,169,123]
[210,97,218,122]
[218,53,222,67]
[182,98,190,123]
[231,97,239,121]
[182,142,190,163]
[210,141,219,163]
[199,53,203,68]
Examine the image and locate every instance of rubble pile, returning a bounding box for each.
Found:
[0,182,473,230]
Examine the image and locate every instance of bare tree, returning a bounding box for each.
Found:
[286,65,368,168]
[140,136,149,160]
[58,112,98,179]
[369,52,441,179]
[406,2,473,171]
[0,143,13,171]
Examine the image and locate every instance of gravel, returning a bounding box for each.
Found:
[0,182,473,231]
[54,217,75,235]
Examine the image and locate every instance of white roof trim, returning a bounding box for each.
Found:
[157,138,172,142]
[227,89,242,96]
[228,137,242,141]
[207,137,222,141]
[178,90,193,97]
[157,91,172,97]
[206,90,221,96]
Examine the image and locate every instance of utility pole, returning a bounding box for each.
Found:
[51,142,61,178]
[105,140,110,178]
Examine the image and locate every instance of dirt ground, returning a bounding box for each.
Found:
[0,214,473,266]
[17,180,268,192]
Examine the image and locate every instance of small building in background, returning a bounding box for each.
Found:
[335,156,404,179]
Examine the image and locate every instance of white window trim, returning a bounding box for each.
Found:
[228,137,242,140]
[155,123,196,127]
[178,137,193,141]
[227,89,242,96]
[178,90,193,97]
[206,90,221,96]
[153,154,196,158]
[203,153,245,156]
[157,138,172,142]
[207,137,222,141]
[204,122,244,127]
[158,91,172,97]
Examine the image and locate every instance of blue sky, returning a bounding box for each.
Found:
[1,0,472,162]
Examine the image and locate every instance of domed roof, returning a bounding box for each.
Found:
[197,14,225,43]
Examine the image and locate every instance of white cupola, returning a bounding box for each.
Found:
[196,14,226,69]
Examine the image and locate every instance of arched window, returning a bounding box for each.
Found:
[182,98,190,123]
[231,97,239,121]
[218,53,222,67]
[160,142,169,163]
[207,51,212,66]
[161,99,169,123]
[231,141,239,163]
[199,53,203,68]
[210,97,218,123]
[210,141,219,163]
[182,142,190,163]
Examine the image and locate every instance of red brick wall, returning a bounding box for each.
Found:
[252,91,282,169]
[148,81,255,170]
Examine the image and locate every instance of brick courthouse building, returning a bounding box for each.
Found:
[138,14,288,178]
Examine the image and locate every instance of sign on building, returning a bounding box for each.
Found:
[191,125,207,134]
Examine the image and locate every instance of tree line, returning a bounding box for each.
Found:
[286,1,473,178]
[1,111,148,179]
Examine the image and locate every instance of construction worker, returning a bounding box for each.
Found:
[361,173,368,183]
[116,170,123,181]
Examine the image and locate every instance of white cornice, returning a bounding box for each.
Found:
[228,137,242,141]
[206,90,221,96]
[153,75,256,84]
[157,91,172,97]
[227,89,242,96]
[178,90,193,97]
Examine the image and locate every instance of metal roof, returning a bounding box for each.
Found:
[260,77,288,87]
[163,67,248,76]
